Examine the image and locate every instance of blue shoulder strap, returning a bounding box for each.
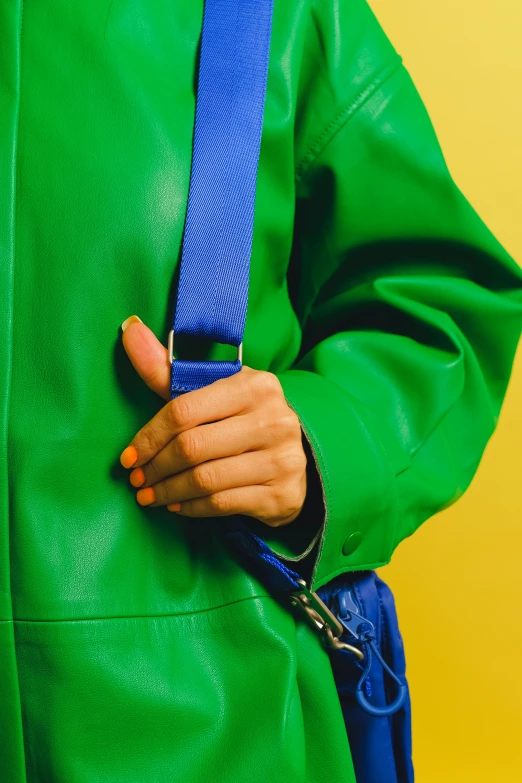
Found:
[168,0,303,583]
[169,0,302,591]
[168,0,407,722]
[167,0,347,603]
[168,0,361,660]
[169,0,273,396]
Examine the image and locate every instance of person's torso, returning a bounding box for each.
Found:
[0,2,356,780]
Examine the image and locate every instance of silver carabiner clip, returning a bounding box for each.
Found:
[288,579,364,661]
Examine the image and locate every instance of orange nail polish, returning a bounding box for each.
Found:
[167,503,181,512]
[137,487,155,506]
[129,467,146,487]
[120,445,138,468]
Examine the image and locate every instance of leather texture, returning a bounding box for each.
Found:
[1,0,522,780]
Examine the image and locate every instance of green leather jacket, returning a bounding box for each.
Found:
[2,0,522,780]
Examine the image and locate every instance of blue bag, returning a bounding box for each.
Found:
[169,1,414,780]
[317,572,414,782]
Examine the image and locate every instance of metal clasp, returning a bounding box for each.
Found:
[168,329,243,365]
[288,579,364,661]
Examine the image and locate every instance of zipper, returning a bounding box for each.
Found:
[331,581,408,717]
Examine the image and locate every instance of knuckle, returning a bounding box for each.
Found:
[138,430,159,457]
[168,395,193,429]
[273,481,303,517]
[167,398,182,429]
[257,415,279,439]
[255,370,281,397]
[191,464,215,494]
[175,430,200,465]
[275,445,307,475]
[258,408,300,444]
[208,492,231,514]
[279,409,301,436]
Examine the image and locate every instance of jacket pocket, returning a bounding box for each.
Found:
[12,600,309,783]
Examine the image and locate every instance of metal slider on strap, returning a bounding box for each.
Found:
[288,579,364,661]
[168,329,243,365]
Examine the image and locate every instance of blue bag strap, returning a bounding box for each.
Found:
[168,0,299,594]
[169,0,274,396]
[168,0,406,721]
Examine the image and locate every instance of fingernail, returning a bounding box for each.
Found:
[121,315,143,332]
[167,503,181,512]
[137,487,155,506]
[129,467,146,487]
[120,445,138,468]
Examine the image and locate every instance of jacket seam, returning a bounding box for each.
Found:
[1,593,278,623]
[7,3,29,783]
[294,53,403,184]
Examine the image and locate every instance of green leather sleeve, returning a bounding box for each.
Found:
[271,0,522,590]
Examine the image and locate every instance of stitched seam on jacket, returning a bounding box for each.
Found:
[294,53,403,184]
[6,3,29,782]
[3,593,277,623]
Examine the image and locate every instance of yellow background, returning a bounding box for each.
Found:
[369,1,522,780]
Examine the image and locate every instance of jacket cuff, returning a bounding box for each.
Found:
[272,368,400,591]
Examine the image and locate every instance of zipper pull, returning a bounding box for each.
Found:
[335,587,408,718]
[337,588,375,641]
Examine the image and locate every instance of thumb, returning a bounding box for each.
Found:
[121,315,172,401]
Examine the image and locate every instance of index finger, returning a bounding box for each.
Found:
[119,364,258,468]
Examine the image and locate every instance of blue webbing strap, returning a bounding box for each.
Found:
[169,0,301,594]
[170,0,272,396]
[168,0,408,728]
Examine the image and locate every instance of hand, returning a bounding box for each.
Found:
[119,316,308,526]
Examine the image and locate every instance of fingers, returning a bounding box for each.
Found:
[172,485,270,519]
[136,447,307,528]
[146,450,277,508]
[129,412,274,488]
[172,479,307,527]
[120,366,282,468]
